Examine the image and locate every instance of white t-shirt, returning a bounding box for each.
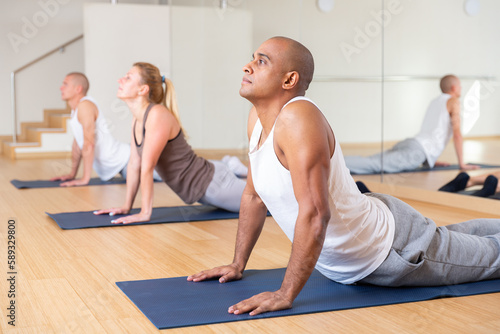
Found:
[68,96,130,181]
[248,96,395,284]
[414,93,453,168]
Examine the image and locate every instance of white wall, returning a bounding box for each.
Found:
[84,3,171,143]
[169,5,252,149]
[0,0,93,137]
[2,0,500,147]
[83,3,251,148]
[0,0,157,138]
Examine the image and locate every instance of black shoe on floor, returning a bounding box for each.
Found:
[438,172,470,192]
[471,175,498,197]
[356,181,371,194]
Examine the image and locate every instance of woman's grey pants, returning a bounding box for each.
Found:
[359,193,500,286]
[198,160,246,213]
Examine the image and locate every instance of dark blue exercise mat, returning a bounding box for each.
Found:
[46,205,240,230]
[11,177,128,189]
[116,267,500,330]
[350,163,500,175]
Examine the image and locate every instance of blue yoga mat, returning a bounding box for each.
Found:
[116,267,500,330]
[459,190,500,200]
[46,205,240,230]
[11,177,128,189]
[350,163,500,175]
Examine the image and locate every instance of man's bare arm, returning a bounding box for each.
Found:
[61,101,97,186]
[228,101,332,316]
[50,139,81,181]
[448,97,478,170]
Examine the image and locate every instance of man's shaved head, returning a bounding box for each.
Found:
[67,72,89,95]
[269,36,314,93]
[440,74,459,94]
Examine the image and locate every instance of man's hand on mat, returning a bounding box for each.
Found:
[434,161,451,167]
[460,163,480,171]
[187,264,243,283]
[228,290,293,316]
[60,178,90,187]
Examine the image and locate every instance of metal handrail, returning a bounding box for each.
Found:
[10,34,84,143]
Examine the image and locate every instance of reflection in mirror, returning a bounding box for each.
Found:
[376,0,500,198]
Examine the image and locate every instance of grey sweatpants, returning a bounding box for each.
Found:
[359,193,500,286]
[198,160,246,213]
[344,138,427,174]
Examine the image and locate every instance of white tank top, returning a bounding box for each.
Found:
[69,96,130,181]
[414,93,453,167]
[248,96,395,284]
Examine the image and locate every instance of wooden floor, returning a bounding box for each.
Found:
[0,142,499,333]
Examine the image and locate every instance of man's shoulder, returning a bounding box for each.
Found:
[76,97,98,122]
[78,97,97,109]
[279,98,321,123]
[446,96,460,114]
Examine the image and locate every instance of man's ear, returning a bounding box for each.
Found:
[283,71,299,90]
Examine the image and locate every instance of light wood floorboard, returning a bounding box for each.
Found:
[0,142,499,333]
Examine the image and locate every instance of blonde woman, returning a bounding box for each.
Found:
[95,62,246,223]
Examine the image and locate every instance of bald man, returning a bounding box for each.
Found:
[52,72,130,186]
[188,37,500,316]
[344,74,479,174]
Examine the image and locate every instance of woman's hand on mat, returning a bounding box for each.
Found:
[228,290,293,316]
[187,264,243,283]
[93,207,130,217]
[109,212,151,224]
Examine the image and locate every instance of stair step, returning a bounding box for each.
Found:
[2,141,40,159]
[27,127,65,142]
[5,142,40,147]
[48,113,71,128]
[6,107,72,159]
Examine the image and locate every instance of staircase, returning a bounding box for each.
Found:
[2,108,73,159]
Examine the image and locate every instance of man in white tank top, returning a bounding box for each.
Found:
[51,72,130,186]
[188,37,500,316]
[344,75,479,174]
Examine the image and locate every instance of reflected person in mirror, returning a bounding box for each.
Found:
[344,75,479,174]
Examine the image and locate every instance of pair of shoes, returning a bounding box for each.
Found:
[471,175,498,197]
[438,172,469,192]
[222,155,248,178]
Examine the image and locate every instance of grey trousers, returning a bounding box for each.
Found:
[344,138,427,174]
[359,193,500,286]
[198,160,246,213]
